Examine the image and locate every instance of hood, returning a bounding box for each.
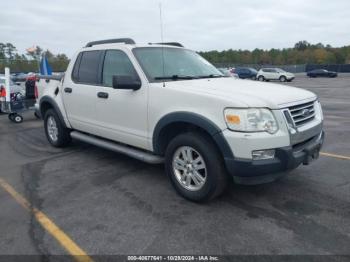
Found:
[151,78,316,109]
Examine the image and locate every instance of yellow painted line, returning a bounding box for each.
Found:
[0,178,94,262]
[320,152,350,160]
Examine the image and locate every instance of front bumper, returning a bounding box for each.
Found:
[224,131,324,185]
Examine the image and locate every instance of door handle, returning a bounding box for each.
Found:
[64,87,72,93]
[97,92,109,99]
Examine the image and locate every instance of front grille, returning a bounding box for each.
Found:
[288,101,315,127]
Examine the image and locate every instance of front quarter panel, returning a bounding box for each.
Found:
[148,82,248,150]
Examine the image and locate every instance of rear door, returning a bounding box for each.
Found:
[264,69,274,79]
[62,50,103,135]
[95,49,149,149]
[270,69,279,80]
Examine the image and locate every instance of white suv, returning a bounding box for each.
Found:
[37,38,324,202]
[257,68,295,82]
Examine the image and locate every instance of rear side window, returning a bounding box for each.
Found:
[73,51,102,84]
[102,50,139,87]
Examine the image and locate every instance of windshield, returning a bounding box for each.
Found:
[133,47,223,82]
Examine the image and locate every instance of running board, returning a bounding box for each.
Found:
[70,131,164,164]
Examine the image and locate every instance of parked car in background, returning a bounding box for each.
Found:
[235,67,257,80]
[217,68,238,78]
[307,69,338,78]
[257,68,295,82]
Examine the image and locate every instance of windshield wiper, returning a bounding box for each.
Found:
[154,75,198,80]
[198,74,226,79]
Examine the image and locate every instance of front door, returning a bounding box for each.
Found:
[95,49,148,150]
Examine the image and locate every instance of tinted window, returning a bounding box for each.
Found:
[76,51,102,84]
[72,53,82,82]
[102,50,139,87]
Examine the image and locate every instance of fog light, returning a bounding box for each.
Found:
[252,149,275,160]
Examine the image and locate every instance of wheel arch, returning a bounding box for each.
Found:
[152,112,234,159]
[40,96,67,128]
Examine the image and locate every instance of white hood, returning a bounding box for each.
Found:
[151,78,316,109]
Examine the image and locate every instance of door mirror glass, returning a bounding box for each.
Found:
[112,75,141,90]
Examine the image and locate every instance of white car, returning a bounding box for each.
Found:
[217,68,238,78]
[37,38,324,202]
[257,68,295,82]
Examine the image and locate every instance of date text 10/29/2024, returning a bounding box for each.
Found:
[127,256,219,261]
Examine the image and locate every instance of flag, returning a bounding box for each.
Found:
[40,55,52,75]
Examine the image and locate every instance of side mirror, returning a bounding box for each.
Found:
[112,75,141,90]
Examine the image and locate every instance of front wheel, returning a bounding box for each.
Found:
[44,109,71,147]
[165,132,228,202]
[279,75,287,82]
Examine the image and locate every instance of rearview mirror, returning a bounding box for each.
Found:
[112,75,141,90]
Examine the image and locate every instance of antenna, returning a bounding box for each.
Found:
[159,2,165,87]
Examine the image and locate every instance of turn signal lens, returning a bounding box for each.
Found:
[226,114,240,124]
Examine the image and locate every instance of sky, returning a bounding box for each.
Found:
[2,0,350,57]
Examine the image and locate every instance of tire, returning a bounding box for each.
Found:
[165,132,228,202]
[279,75,287,82]
[44,109,71,147]
[8,113,15,121]
[258,75,265,81]
[8,113,23,123]
[13,114,23,123]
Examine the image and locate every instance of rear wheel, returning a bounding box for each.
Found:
[165,132,228,202]
[258,75,265,81]
[44,109,71,147]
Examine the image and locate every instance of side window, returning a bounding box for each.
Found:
[77,51,102,84]
[102,50,139,87]
[72,53,82,82]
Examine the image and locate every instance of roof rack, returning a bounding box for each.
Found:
[149,42,184,47]
[85,38,136,47]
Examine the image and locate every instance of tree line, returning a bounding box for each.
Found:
[0,43,69,73]
[1,41,350,73]
[199,41,350,66]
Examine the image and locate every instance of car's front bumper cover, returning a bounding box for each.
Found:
[224,131,325,185]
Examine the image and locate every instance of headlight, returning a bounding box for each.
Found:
[224,108,279,134]
[314,101,323,120]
